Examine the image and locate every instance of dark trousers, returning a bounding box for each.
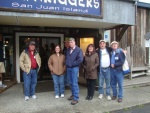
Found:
[86,79,96,97]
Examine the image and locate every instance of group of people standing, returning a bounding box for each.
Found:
[83,40,125,103]
[19,38,125,105]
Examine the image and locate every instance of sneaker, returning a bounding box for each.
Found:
[25,96,29,101]
[55,95,59,99]
[60,94,64,98]
[32,95,37,99]
[98,94,103,99]
[0,84,7,88]
[107,96,111,101]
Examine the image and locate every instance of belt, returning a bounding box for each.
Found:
[31,68,37,70]
[101,67,109,69]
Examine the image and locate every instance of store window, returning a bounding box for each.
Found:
[3,36,14,79]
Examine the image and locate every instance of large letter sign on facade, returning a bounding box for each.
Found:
[0,0,102,18]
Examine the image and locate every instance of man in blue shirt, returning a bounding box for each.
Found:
[66,38,83,105]
[110,41,125,103]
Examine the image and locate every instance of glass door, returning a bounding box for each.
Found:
[41,37,60,80]
[3,36,15,79]
[19,36,60,82]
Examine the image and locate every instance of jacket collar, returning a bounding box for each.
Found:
[112,48,122,54]
[85,52,95,56]
[25,48,38,55]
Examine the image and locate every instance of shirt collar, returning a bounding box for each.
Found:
[71,46,76,50]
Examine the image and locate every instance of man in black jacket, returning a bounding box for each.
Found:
[96,40,112,101]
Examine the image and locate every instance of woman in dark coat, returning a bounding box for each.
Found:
[82,44,99,100]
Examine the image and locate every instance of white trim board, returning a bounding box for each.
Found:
[15,32,64,83]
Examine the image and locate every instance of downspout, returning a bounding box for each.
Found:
[135,0,138,43]
[135,0,138,23]
[130,0,138,79]
[132,0,138,64]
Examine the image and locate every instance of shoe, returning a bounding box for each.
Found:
[65,85,70,89]
[118,98,122,103]
[25,96,29,101]
[85,96,90,100]
[55,95,59,99]
[32,95,37,99]
[68,95,74,100]
[111,96,116,100]
[0,84,7,88]
[88,96,93,100]
[107,96,111,101]
[61,94,64,98]
[98,94,103,99]
[71,100,78,105]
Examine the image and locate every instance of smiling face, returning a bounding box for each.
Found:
[55,46,60,53]
[99,42,106,49]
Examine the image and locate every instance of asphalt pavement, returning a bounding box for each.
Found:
[111,103,150,113]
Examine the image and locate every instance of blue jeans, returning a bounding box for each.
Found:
[23,69,37,96]
[52,74,65,96]
[67,67,79,101]
[98,67,111,96]
[64,72,69,86]
[111,69,124,98]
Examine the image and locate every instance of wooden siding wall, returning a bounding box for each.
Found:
[110,8,150,68]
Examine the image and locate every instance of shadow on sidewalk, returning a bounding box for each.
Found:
[22,80,72,93]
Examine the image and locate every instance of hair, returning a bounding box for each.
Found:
[54,45,62,54]
[85,44,96,55]
[69,38,75,42]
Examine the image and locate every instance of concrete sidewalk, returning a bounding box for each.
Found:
[0,76,150,113]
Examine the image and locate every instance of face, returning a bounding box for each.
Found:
[64,41,69,48]
[29,44,35,51]
[99,42,106,49]
[88,46,94,52]
[69,40,75,48]
[55,46,60,53]
[111,43,118,50]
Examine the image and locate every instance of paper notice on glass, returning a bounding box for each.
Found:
[145,39,150,47]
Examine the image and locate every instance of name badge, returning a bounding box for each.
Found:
[34,56,35,58]
[115,57,119,60]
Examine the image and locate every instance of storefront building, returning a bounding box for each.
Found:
[107,1,150,79]
[0,0,136,85]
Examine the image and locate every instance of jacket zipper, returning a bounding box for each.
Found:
[57,55,59,74]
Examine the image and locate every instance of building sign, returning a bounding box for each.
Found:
[0,0,102,18]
